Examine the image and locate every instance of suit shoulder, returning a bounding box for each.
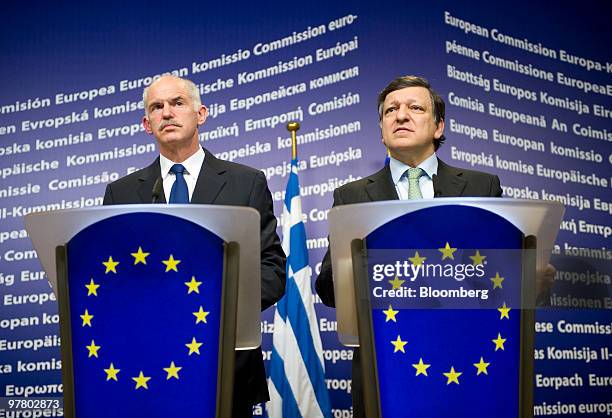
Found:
[437,159,502,197]
[332,166,390,204]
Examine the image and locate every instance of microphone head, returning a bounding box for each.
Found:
[432,174,441,197]
[152,177,163,203]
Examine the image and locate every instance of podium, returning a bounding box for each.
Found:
[327,198,564,418]
[25,205,263,418]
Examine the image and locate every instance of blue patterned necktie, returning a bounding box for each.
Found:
[169,164,189,203]
[406,167,425,199]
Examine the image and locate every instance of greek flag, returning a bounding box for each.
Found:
[267,156,331,418]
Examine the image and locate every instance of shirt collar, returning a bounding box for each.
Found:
[389,153,438,185]
[159,147,205,179]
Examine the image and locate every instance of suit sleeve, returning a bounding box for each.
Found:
[103,184,115,205]
[250,171,286,311]
[490,175,503,197]
[314,188,345,307]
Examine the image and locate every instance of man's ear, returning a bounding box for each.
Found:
[434,119,445,139]
[143,115,153,135]
[197,105,208,126]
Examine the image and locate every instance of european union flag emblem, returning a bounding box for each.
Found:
[63,212,226,418]
[361,205,527,418]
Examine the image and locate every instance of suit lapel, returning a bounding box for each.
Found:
[137,158,166,203]
[191,150,227,204]
[365,166,399,201]
[433,158,467,197]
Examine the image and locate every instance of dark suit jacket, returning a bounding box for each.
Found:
[103,149,286,410]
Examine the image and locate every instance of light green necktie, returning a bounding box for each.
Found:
[406,167,425,199]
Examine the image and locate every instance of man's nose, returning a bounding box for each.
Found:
[161,103,173,118]
[396,104,410,121]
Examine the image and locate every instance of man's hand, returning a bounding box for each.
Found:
[535,263,556,306]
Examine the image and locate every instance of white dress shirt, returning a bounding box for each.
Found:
[389,153,438,200]
[159,147,205,203]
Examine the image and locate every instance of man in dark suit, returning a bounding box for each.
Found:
[103,75,285,418]
[315,75,502,417]
[316,74,502,306]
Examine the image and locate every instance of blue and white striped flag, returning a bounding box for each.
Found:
[267,155,332,418]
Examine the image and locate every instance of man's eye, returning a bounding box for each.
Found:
[176,101,183,106]
[385,107,396,114]
[410,105,425,112]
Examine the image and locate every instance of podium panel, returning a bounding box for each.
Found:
[25,204,261,350]
[56,213,236,418]
[354,205,534,418]
[328,198,564,347]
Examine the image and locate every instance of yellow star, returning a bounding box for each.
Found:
[85,278,100,296]
[498,302,511,320]
[102,256,119,274]
[388,275,405,290]
[490,272,504,289]
[492,333,507,351]
[163,361,182,380]
[382,305,399,322]
[186,337,203,355]
[408,251,427,266]
[185,276,202,294]
[80,309,94,327]
[162,254,181,272]
[104,363,120,381]
[438,242,457,260]
[443,366,462,385]
[474,357,490,375]
[131,247,150,265]
[132,371,151,389]
[193,306,210,324]
[86,340,100,358]
[469,250,486,266]
[412,358,430,376]
[390,335,407,353]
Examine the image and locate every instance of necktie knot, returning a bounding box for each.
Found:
[407,167,424,180]
[170,164,186,175]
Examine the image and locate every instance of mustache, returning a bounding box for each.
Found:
[159,119,183,130]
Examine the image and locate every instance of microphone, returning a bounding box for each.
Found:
[432,174,442,197]
[151,177,163,203]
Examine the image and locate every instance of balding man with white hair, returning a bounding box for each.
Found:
[103,75,286,417]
